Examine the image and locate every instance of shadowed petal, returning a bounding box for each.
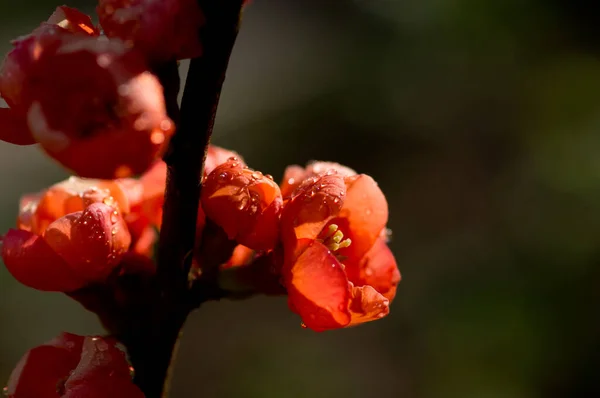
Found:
[285,241,351,331]
[348,283,390,326]
[1,229,85,292]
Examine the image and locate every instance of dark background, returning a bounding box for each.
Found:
[1,1,599,397]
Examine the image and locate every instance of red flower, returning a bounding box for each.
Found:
[1,178,132,292]
[279,164,400,331]
[280,161,356,198]
[6,332,143,398]
[97,0,204,63]
[0,8,174,178]
[201,159,282,251]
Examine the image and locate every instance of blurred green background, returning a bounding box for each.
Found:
[1,0,600,397]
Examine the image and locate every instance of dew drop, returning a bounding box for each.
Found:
[160,119,172,131]
[129,366,135,378]
[300,322,307,329]
[96,54,111,67]
[287,178,295,185]
[365,268,373,276]
[150,131,165,145]
[83,221,88,225]
[228,156,238,162]
[333,197,341,204]
[111,228,118,236]
[365,209,372,216]
[218,172,229,181]
[251,171,263,180]
[265,174,274,180]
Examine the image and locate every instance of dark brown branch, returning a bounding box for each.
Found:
[123,2,244,398]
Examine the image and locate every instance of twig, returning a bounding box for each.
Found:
[123,2,244,397]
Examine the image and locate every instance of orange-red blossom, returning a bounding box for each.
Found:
[279,163,400,331]
[6,332,143,398]
[0,6,174,179]
[1,177,133,292]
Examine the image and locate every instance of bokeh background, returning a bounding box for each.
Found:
[1,0,599,397]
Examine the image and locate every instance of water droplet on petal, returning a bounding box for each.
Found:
[251,171,263,180]
[129,366,135,378]
[265,174,274,180]
[111,228,118,235]
[160,119,172,131]
[300,322,307,329]
[150,131,165,145]
[218,172,229,181]
[365,209,372,216]
[365,268,373,276]
[228,156,238,162]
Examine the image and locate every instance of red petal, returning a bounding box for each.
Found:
[280,162,356,198]
[284,241,351,331]
[205,145,245,176]
[1,229,85,291]
[280,165,306,198]
[223,244,255,269]
[334,174,388,267]
[280,173,346,260]
[348,283,390,326]
[97,0,204,62]
[201,160,282,250]
[0,107,35,145]
[43,203,131,284]
[355,237,401,301]
[47,6,100,36]
[64,337,143,398]
[6,333,84,397]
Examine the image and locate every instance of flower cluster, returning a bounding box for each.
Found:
[0,0,399,395]
[201,158,401,331]
[2,146,399,330]
[0,3,208,178]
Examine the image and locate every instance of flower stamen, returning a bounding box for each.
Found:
[318,224,351,252]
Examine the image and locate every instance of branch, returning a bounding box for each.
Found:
[123,2,244,397]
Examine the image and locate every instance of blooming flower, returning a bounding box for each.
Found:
[279,163,400,331]
[0,7,174,178]
[6,332,143,398]
[97,0,204,63]
[201,158,282,251]
[1,177,132,292]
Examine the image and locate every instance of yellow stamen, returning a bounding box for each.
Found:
[318,224,352,253]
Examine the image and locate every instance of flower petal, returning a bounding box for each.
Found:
[1,229,86,291]
[43,203,131,283]
[6,333,84,397]
[64,336,144,398]
[280,162,356,198]
[335,174,388,266]
[98,0,204,63]
[280,173,346,260]
[47,6,100,36]
[201,160,282,250]
[348,283,390,326]
[284,240,351,331]
[18,177,132,235]
[355,237,401,301]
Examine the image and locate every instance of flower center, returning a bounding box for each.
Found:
[318,224,351,252]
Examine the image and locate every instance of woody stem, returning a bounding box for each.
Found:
[124,2,244,398]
